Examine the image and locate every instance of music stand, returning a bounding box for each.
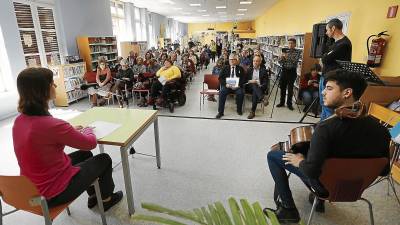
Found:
[336,60,385,86]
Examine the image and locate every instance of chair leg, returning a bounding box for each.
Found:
[199,94,202,111]
[388,177,400,206]
[360,198,374,225]
[66,207,71,216]
[40,197,52,225]
[307,196,318,225]
[94,180,107,225]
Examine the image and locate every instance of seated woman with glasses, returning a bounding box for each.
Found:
[150,59,181,110]
[13,68,123,212]
[113,59,134,108]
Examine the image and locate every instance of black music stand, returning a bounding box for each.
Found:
[336,60,385,86]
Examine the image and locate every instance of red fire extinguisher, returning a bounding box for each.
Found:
[367,31,389,67]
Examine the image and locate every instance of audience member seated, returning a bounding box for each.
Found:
[181,54,196,81]
[246,56,269,119]
[150,59,182,110]
[240,49,252,71]
[221,49,230,66]
[111,56,123,73]
[265,70,390,223]
[189,50,198,68]
[200,47,210,69]
[127,51,137,67]
[146,58,161,75]
[113,59,133,108]
[216,53,247,119]
[300,64,321,114]
[132,57,147,79]
[13,68,123,212]
[159,53,168,66]
[206,58,225,102]
[143,51,153,67]
[87,58,113,106]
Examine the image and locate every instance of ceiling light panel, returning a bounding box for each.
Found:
[239,1,252,4]
[189,3,201,6]
[197,9,207,12]
[238,8,247,11]
[216,6,226,9]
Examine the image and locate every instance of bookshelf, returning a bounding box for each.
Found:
[120,41,148,58]
[50,63,87,106]
[77,36,118,72]
[257,33,318,96]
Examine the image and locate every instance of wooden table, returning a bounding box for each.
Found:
[69,107,160,215]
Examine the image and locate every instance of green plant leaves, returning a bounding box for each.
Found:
[133,197,286,225]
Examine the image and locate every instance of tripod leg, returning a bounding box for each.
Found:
[299,97,319,123]
[270,83,279,118]
[293,93,301,113]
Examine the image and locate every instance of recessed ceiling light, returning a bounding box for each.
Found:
[237,13,245,16]
[238,8,247,11]
[160,0,175,4]
[202,14,210,16]
[239,1,252,4]
[189,3,201,7]
[197,9,207,12]
[216,6,226,9]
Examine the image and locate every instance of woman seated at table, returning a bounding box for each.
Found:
[150,59,181,110]
[87,58,113,107]
[300,64,321,113]
[113,59,134,108]
[13,68,123,211]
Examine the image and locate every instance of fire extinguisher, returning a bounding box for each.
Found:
[367,31,389,67]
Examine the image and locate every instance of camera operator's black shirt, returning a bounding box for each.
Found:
[299,115,390,179]
[321,36,352,75]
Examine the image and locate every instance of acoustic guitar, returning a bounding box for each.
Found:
[271,125,315,155]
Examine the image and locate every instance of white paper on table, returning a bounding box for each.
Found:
[158,76,167,85]
[226,77,239,88]
[88,121,121,140]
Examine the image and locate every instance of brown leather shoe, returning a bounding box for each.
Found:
[247,111,255,119]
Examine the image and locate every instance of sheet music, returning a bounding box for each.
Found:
[88,121,121,140]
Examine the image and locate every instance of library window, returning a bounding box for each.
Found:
[110,1,125,38]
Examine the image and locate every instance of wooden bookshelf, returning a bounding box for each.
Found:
[77,36,118,72]
[49,63,87,106]
[368,103,400,184]
[257,33,318,97]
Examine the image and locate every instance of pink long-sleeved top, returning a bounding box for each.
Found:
[12,114,97,199]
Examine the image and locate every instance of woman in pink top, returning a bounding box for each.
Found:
[13,68,122,211]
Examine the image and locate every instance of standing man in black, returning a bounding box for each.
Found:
[277,38,301,110]
[319,18,352,121]
[247,55,269,119]
[216,53,246,119]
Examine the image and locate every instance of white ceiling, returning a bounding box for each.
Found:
[125,0,277,23]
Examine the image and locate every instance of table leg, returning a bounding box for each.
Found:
[154,117,161,169]
[120,146,135,215]
[99,144,105,154]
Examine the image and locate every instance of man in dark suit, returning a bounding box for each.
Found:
[216,53,247,119]
[246,55,270,119]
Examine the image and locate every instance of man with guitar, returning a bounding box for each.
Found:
[265,69,390,223]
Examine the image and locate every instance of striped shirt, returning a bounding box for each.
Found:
[279,49,301,69]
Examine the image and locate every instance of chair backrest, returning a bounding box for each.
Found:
[0,175,42,211]
[319,158,388,202]
[84,71,97,83]
[203,74,220,90]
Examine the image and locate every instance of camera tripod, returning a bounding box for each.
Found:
[265,68,301,118]
[299,96,320,122]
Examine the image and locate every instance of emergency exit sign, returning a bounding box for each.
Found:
[387,5,398,18]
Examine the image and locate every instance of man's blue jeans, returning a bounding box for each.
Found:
[319,76,333,121]
[267,150,326,209]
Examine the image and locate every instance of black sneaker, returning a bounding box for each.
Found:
[237,110,243,116]
[308,193,325,213]
[87,195,97,209]
[103,191,123,212]
[215,113,224,119]
[287,105,294,111]
[276,103,285,107]
[263,206,300,223]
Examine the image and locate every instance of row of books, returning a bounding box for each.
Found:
[92,55,117,61]
[90,45,117,53]
[63,64,85,79]
[67,89,87,103]
[64,77,84,91]
[258,35,305,49]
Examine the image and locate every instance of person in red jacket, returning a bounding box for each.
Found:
[300,64,321,113]
[13,67,123,211]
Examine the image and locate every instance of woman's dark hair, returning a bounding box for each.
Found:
[17,67,54,116]
[325,69,367,100]
[327,18,343,30]
[288,38,296,44]
[310,63,321,72]
[164,58,173,65]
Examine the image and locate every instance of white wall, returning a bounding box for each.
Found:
[0,1,27,120]
[54,0,113,56]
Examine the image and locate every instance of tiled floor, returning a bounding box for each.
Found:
[1,63,399,225]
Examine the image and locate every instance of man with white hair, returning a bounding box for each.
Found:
[216,53,247,119]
